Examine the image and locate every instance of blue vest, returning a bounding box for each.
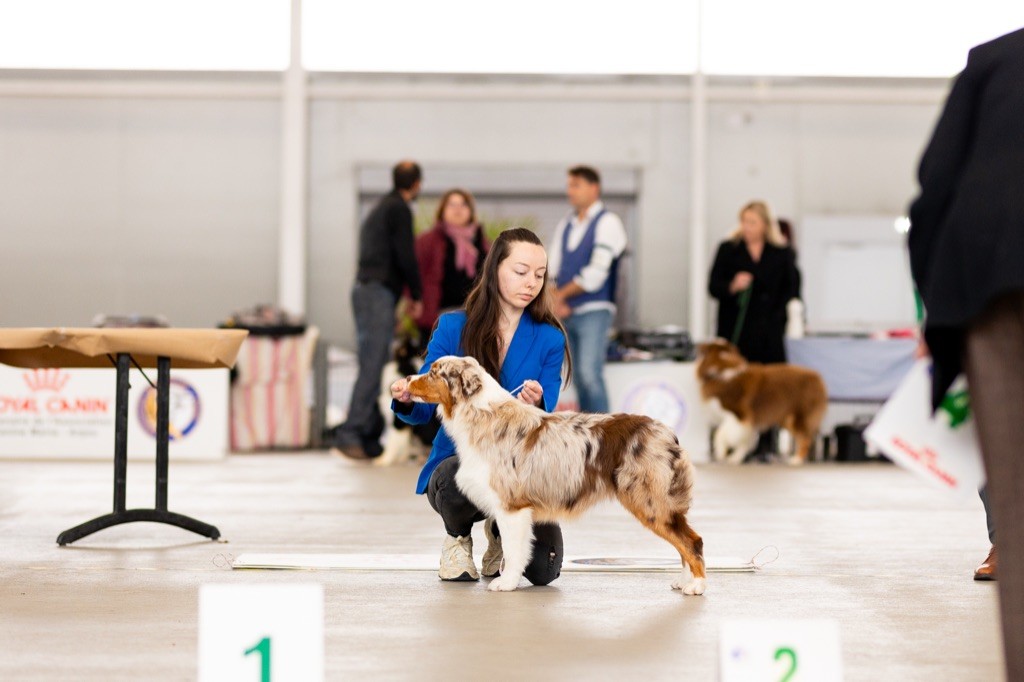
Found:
[556,209,619,309]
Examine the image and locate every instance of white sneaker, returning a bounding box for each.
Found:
[439,535,479,581]
[481,518,503,578]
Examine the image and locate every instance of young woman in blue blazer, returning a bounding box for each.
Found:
[391,228,573,584]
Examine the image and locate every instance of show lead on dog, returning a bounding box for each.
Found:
[549,165,627,414]
[390,228,573,584]
[334,161,425,461]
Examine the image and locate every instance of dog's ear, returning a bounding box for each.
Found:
[721,351,746,367]
[458,370,482,398]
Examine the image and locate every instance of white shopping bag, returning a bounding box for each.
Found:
[864,360,985,497]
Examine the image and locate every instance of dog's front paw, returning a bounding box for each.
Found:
[784,455,805,467]
[671,576,706,595]
[487,575,522,592]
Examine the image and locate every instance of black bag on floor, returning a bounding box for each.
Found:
[834,422,869,461]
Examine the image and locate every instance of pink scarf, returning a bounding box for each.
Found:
[442,222,480,278]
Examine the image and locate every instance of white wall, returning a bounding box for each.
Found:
[308,93,691,345]
[0,73,948,345]
[0,91,281,328]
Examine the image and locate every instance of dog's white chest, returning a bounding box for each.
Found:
[453,452,499,516]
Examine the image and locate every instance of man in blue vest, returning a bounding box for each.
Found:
[549,165,627,413]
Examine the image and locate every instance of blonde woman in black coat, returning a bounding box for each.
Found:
[708,200,800,364]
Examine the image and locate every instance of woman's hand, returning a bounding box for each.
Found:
[517,380,543,406]
[391,376,413,403]
[730,271,754,294]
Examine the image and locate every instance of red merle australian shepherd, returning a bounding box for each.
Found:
[406,355,705,595]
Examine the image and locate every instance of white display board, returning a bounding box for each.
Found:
[602,361,712,463]
[720,619,843,681]
[800,215,917,333]
[198,584,324,682]
[0,365,229,460]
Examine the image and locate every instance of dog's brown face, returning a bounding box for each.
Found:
[407,356,484,419]
[695,339,747,382]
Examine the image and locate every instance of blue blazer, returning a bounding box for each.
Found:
[392,310,566,494]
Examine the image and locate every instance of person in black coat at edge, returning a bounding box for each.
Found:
[708,200,801,462]
[908,27,1024,681]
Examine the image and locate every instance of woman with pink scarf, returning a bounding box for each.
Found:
[412,188,489,340]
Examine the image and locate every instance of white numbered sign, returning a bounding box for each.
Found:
[720,619,842,682]
[198,584,324,682]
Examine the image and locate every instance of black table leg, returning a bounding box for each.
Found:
[114,352,129,513]
[57,354,221,545]
[156,356,169,511]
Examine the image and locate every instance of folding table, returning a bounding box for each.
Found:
[0,327,247,544]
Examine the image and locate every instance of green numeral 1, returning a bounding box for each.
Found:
[244,636,271,682]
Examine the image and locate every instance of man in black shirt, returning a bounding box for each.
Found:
[334,161,424,460]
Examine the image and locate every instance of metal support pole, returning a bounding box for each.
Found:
[155,356,170,511]
[113,353,130,513]
[688,0,709,339]
[277,0,309,315]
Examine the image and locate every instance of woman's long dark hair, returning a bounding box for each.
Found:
[461,227,573,387]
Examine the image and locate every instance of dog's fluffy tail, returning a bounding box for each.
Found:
[667,440,696,513]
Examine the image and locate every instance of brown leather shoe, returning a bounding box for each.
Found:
[974,546,997,581]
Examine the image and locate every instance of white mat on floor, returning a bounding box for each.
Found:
[231,553,757,573]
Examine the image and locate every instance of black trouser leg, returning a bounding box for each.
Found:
[426,457,485,537]
[339,282,396,455]
[979,486,995,544]
[524,522,563,586]
[426,457,564,585]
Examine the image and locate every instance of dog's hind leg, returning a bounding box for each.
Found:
[640,512,705,596]
[619,497,706,596]
[788,426,813,466]
[487,507,534,592]
[663,513,706,595]
[790,402,826,465]
[785,410,821,466]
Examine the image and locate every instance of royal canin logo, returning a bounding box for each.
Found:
[0,370,109,415]
[23,369,70,392]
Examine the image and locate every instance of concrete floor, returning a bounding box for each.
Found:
[0,454,1005,681]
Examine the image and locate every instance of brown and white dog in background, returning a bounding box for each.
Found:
[406,355,706,595]
[695,339,827,465]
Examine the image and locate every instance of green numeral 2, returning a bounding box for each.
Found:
[774,646,798,682]
[244,636,271,682]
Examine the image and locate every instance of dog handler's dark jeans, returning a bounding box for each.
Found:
[426,456,563,586]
